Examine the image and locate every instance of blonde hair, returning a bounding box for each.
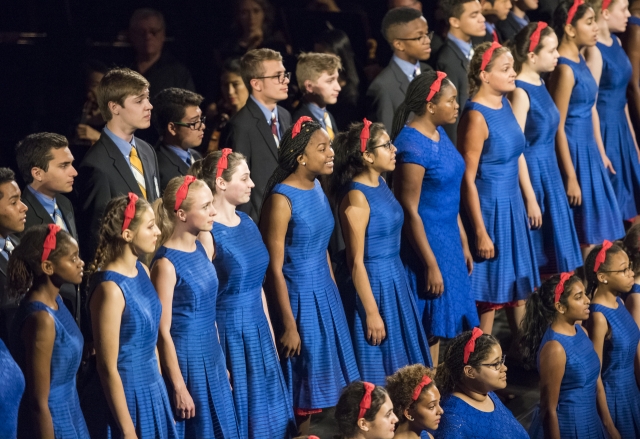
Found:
[97,68,150,121]
[295,52,342,90]
[189,151,247,194]
[240,48,283,91]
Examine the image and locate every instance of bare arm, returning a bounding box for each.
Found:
[261,289,276,346]
[508,87,530,131]
[538,340,565,439]
[625,104,640,158]
[519,154,542,228]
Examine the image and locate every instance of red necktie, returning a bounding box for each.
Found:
[492,29,499,43]
[271,112,279,147]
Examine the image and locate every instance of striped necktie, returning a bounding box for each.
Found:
[323,111,335,140]
[271,112,280,148]
[129,144,147,199]
[53,202,68,232]
[1,238,14,260]
[413,65,421,79]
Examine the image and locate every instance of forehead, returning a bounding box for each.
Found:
[0,181,20,199]
[316,69,339,80]
[222,71,243,82]
[398,16,428,33]
[307,128,330,147]
[131,15,163,30]
[182,105,202,119]
[124,88,150,100]
[261,59,285,74]
[483,343,502,360]
[462,0,482,15]
[49,146,74,162]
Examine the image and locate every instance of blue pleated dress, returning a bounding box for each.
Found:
[271,179,360,410]
[529,325,606,438]
[213,211,296,438]
[559,55,625,243]
[82,261,178,439]
[340,177,431,384]
[433,392,528,439]
[597,38,640,221]
[395,126,479,338]
[12,295,89,438]
[515,80,582,274]
[590,298,640,438]
[153,242,240,439]
[461,96,539,304]
[0,338,24,439]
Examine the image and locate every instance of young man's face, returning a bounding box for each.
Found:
[113,88,153,131]
[306,69,341,106]
[34,147,77,195]
[455,0,487,37]
[171,105,205,149]
[394,16,432,61]
[252,60,289,103]
[0,181,27,236]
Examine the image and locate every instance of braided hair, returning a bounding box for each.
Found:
[335,381,389,438]
[552,0,594,41]
[584,242,626,297]
[508,22,557,73]
[468,42,512,96]
[386,364,436,425]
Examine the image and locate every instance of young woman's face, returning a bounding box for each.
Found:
[560,281,591,321]
[573,7,599,46]
[131,207,161,254]
[183,185,216,232]
[366,131,397,173]
[51,238,84,285]
[606,0,631,33]
[219,160,254,207]
[364,394,398,439]
[408,386,444,432]
[484,52,517,93]
[532,33,559,73]
[600,251,636,294]
[470,344,508,392]
[300,129,335,176]
[431,82,459,125]
[221,71,249,112]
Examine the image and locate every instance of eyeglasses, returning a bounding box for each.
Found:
[173,116,206,131]
[601,266,634,277]
[370,140,394,151]
[255,72,291,84]
[481,355,506,371]
[396,31,434,45]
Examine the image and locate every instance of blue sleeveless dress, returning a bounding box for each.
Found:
[12,295,89,438]
[434,392,528,439]
[529,325,606,438]
[597,38,640,220]
[82,261,178,439]
[558,55,625,243]
[153,242,240,439]
[514,80,582,274]
[0,338,23,439]
[213,211,296,438]
[395,126,479,338]
[340,177,431,384]
[271,179,360,410]
[461,97,539,304]
[590,298,640,438]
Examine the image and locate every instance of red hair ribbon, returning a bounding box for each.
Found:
[216,148,232,179]
[566,0,584,25]
[463,327,484,364]
[174,175,197,212]
[529,22,548,53]
[602,0,612,9]
[41,224,61,262]
[358,382,376,420]
[554,271,574,303]
[480,42,502,71]
[292,116,313,139]
[121,192,139,232]
[593,240,613,272]
[411,375,433,401]
[360,118,373,153]
[427,72,448,102]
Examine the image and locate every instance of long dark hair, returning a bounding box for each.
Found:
[335,381,389,438]
[552,0,593,41]
[314,29,360,106]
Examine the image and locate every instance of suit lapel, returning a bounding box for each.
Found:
[160,144,189,175]
[448,40,469,71]
[247,99,279,161]
[101,134,142,196]
[22,189,52,225]
[58,197,78,241]
[0,251,7,278]
[389,60,410,95]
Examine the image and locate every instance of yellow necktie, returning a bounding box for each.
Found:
[129,145,147,199]
[324,111,335,141]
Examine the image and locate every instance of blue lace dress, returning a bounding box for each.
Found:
[0,338,24,439]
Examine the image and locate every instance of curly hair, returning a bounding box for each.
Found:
[468,42,512,96]
[508,22,557,73]
[335,381,389,438]
[386,364,436,424]
[552,0,594,41]
[623,224,640,272]
[189,150,247,194]
[584,242,627,297]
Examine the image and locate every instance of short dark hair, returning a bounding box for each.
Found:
[15,133,69,184]
[152,87,204,135]
[0,168,16,200]
[382,7,424,42]
[441,0,478,19]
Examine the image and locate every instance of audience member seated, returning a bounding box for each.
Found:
[71,60,107,164]
[497,0,536,41]
[436,0,487,144]
[153,88,205,193]
[367,7,433,130]
[473,0,512,43]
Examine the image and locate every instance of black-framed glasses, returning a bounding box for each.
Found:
[481,355,506,371]
[370,140,394,151]
[173,116,206,131]
[396,31,434,44]
[256,72,291,84]
[601,266,634,276]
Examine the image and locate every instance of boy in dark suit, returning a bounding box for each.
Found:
[436,0,487,144]
[153,88,204,193]
[221,48,292,222]
[496,0,537,42]
[75,67,161,261]
[477,0,512,43]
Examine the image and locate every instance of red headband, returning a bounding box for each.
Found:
[427,72,448,102]
[463,327,484,364]
[216,148,232,179]
[411,375,433,401]
[480,42,502,71]
[174,175,197,212]
[529,22,548,53]
[292,116,313,139]
[554,271,574,303]
[41,224,61,262]
[122,192,139,232]
[360,118,373,153]
[602,0,612,9]
[566,0,584,25]
[358,382,376,420]
[593,240,613,272]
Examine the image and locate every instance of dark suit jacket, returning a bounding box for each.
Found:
[156,144,203,194]
[496,12,528,43]
[220,98,292,223]
[436,39,470,146]
[0,235,19,344]
[366,58,432,132]
[292,102,339,132]
[75,131,160,261]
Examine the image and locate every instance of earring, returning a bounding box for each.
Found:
[302,162,306,166]
[406,415,414,421]
[604,280,608,284]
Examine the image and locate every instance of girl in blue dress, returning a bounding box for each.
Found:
[584,241,640,438]
[334,381,398,439]
[151,176,240,439]
[622,223,640,324]
[509,22,582,275]
[260,117,360,424]
[8,225,88,439]
[520,273,618,438]
[0,338,23,439]
[82,194,177,439]
[191,150,296,438]
[586,0,640,222]
[434,329,528,439]
[549,0,624,251]
[391,71,479,365]
[458,42,540,335]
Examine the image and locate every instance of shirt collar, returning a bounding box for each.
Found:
[447,33,473,59]
[392,55,420,81]
[250,95,278,123]
[485,22,496,34]
[27,185,56,216]
[510,11,529,28]
[167,145,191,165]
[103,126,135,158]
[306,102,326,126]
